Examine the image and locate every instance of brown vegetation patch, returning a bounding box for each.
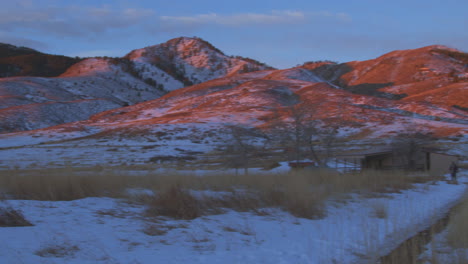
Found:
[0,168,132,201]
[142,224,169,236]
[145,185,203,220]
[35,244,80,258]
[0,207,33,227]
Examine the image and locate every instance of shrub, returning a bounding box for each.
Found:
[145,185,202,220]
[0,206,33,227]
[432,48,468,64]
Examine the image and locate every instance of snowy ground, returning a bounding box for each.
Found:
[0,142,213,169]
[0,124,222,170]
[1,172,466,264]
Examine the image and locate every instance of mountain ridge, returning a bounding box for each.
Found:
[0,37,273,132]
[0,39,466,142]
[0,43,82,78]
[67,44,467,142]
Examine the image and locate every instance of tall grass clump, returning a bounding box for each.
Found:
[145,185,203,220]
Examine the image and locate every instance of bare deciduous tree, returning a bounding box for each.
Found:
[221,125,266,175]
[267,103,338,167]
[390,130,435,170]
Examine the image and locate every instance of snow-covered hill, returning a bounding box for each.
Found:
[0,41,466,155]
[125,37,274,86]
[0,37,273,133]
[0,72,166,132]
[58,44,467,140]
[4,58,464,155]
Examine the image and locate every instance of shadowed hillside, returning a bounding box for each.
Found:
[0,43,82,77]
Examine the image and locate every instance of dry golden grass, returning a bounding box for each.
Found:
[145,185,204,220]
[166,170,427,218]
[0,166,442,219]
[0,168,134,200]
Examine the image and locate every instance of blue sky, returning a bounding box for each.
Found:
[1,0,467,68]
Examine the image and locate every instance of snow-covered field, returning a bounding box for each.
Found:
[0,123,224,169]
[1,172,466,264]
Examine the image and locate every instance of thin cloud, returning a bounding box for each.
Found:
[0,32,49,51]
[0,5,350,39]
[158,10,350,29]
[315,11,352,22]
[0,5,154,37]
[160,10,307,27]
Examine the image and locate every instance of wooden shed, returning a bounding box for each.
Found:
[427,152,460,176]
[337,148,459,176]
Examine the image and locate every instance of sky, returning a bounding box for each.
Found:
[1,0,467,68]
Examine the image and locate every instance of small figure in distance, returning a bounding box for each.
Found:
[449,161,459,181]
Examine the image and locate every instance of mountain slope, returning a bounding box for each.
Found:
[0,43,81,77]
[0,37,273,133]
[0,42,466,139]
[124,37,274,86]
[23,61,466,148]
[86,66,466,131]
[62,37,274,92]
[0,99,120,132]
[305,45,468,100]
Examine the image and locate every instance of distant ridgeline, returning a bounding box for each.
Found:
[0,43,82,77]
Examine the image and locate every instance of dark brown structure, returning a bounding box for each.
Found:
[337,148,459,176]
